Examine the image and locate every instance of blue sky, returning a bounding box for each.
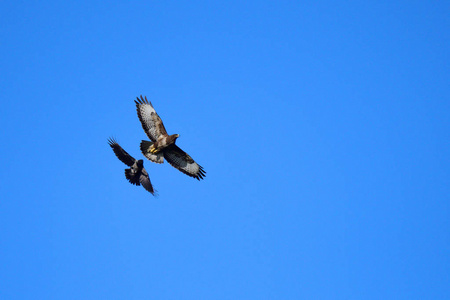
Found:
[1,1,449,299]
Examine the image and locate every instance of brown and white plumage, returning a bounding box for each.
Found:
[108,138,157,195]
[134,96,168,142]
[135,95,206,180]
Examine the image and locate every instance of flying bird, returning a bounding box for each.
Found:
[108,138,157,195]
[135,95,206,180]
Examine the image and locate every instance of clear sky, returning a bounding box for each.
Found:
[1,1,449,299]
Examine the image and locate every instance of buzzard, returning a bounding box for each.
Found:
[135,95,206,180]
[108,138,157,195]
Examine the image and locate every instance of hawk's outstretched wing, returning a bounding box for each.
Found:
[108,138,136,166]
[135,95,168,142]
[164,145,206,180]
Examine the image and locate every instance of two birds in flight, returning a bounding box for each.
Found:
[108,95,206,196]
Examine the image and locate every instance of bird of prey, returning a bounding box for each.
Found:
[108,138,157,195]
[135,95,206,180]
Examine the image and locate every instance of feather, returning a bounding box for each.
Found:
[135,95,168,142]
[164,145,206,180]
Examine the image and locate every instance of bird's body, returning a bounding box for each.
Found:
[149,134,179,154]
[135,95,206,180]
[108,138,157,195]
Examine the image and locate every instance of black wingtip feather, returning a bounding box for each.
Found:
[135,95,152,106]
[107,137,117,147]
[196,165,206,180]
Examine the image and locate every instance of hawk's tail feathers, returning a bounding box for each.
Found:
[125,168,140,186]
[140,140,164,164]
